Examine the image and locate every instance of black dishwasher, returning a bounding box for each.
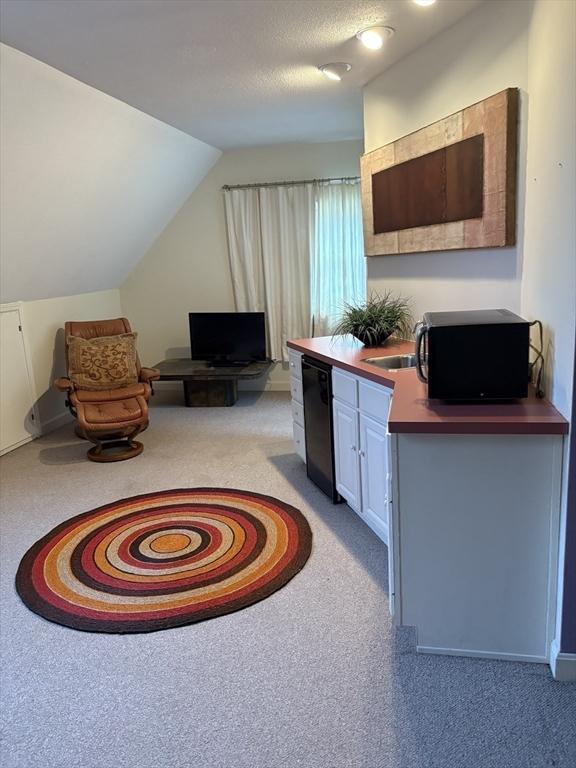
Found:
[302,356,343,504]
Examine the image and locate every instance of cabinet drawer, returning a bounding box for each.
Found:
[288,351,302,380]
[291,399,304,428]
[359,379,391,424]
[290,375,303,405]
[293,421,306,463]
[333,368,358,407]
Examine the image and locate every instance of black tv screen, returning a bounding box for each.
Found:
[189,312,266,364]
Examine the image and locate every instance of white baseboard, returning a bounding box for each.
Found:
[0,434,35,456]
[550,638,576,681]
[417,645,547,664]
[40,410,73,435]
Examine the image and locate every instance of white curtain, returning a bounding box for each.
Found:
[223,188,265,313]
[224,178,364,358]
[224,184,313,362]
[311,179,366,336]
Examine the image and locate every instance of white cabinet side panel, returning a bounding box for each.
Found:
[289,375,303,405]
[288,351,302,380]
[396,434,562,660]
[291,399,304,428]
[292,421,306,463]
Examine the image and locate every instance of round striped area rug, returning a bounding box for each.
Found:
[16,488,312,633]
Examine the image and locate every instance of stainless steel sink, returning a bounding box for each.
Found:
[362,354,417,371]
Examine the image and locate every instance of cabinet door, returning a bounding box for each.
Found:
[292,421,306,463]
[359,413,390,545]
[290,375,303,405]
[288,351,302,380]
[0,307,37,455]
[333,400,361,512]
[387,434,397,619]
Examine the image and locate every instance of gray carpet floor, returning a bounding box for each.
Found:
[1,391,575,768]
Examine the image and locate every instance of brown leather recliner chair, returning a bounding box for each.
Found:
[54,318,160,462]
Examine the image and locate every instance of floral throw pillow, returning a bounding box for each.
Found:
[68,333,138,391]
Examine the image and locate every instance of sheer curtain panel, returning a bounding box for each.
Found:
[311,179,366,336]
[223,188,265,313]
[224,184,313,362]
[258,185,313,361]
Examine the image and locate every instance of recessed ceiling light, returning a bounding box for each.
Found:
[413,0,437,6]
[318,63,352,82]
[356,26,395,51]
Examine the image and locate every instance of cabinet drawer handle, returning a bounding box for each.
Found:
[350,445,356,452]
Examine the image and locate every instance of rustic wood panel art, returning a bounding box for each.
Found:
[360,88,518,256]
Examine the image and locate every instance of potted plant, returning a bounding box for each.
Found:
[332,292,412,347]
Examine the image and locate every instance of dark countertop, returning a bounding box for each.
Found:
[287,336,568,436]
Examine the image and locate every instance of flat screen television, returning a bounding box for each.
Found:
[189,312,266,366]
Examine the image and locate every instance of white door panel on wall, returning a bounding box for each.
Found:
[0,305,38,454]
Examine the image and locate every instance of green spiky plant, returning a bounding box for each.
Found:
[332,292,412,347]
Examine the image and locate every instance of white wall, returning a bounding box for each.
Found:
[121,140,363,389]
[520,0,576,658]
[0,44,221,304]
[362,0,532,321]
[521,0,575,421]
[21,289,122,432]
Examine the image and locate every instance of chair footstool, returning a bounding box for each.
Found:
[87,436,144,463]
[76,400,149,462]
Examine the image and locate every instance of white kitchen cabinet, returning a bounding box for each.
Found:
[395,433,563,663]
[333,399,361,512]
[333,367,358,407]
[333,371,393,546]
[359,378,391,422]
[289,350,306,463]
[288,350,302,379]
[292,421,306,463]
[287,339,568,674]
[359,413,391,544]
[333,370,396,617]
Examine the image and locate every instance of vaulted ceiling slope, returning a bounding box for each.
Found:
[0,44,221,303]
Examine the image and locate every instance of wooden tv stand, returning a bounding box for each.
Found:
[154,358,274,406]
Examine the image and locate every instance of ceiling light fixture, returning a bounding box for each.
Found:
[413,0,437,7]
[356,26,395,51]
[318,63,352,82]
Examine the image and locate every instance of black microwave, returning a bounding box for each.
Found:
[415,309,530,401]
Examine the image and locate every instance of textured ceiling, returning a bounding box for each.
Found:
[0,0,482,149]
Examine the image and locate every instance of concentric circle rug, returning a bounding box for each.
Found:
[16,488,312,633]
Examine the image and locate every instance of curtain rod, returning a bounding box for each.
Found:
[222,176,360,191]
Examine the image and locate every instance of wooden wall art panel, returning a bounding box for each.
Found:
[360,88,519,256]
